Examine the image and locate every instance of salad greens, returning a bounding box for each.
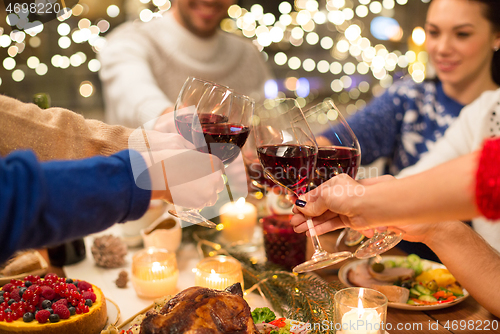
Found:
[251,307,276,324]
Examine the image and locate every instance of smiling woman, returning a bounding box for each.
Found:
[316,0,500,261]
[425,0,500,105]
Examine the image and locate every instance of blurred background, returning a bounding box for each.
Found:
[0,0,431,120]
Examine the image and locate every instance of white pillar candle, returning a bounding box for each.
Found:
[341,299,381,334]
[220,197,257,243]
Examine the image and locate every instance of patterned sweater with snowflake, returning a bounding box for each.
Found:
[327,79,464,175]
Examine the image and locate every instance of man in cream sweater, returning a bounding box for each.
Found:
[99,0,272,129]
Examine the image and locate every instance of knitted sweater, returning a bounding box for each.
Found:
[99,12,272,129]
[0,94,140,161]
[398,88,500,251]
[325,79,464,175]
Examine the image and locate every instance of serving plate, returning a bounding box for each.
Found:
[338,256,469,310]
[106,298,121,327]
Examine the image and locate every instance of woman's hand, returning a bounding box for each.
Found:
[291,174,396,233]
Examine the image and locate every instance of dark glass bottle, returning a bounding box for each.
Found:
[47,239,86,266]
[33,93,87,266]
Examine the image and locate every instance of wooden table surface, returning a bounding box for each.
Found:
[39,230,499,334]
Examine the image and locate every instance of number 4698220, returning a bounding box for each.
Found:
[5,2,62,15]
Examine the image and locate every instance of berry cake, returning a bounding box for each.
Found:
[0,274,107,334]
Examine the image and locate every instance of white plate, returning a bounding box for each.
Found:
[106,298,121,327]
[338,256,469,310]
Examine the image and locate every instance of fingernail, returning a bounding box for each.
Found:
[295,199,307,207]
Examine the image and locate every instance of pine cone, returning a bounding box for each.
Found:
[115,270,128,288]
[91,235,127,268]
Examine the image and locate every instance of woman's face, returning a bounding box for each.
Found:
[425,0,500,86]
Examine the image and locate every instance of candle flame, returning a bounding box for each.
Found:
[357,298,364,318]
[152,262,162,274]
[236,197,246,208]
[211,269,216,274]
[357,288,364,318]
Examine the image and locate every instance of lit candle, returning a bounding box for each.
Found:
[194,255,244,290]
[341,299,381,334]
[335,288,387,334]
[220,197,257,243]
[131,247,179,298]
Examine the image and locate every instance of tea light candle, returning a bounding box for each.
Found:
[341,300,381,334]
[194,255,244,290]
[335,288,387,334]
[220,197,257,243]
[131,247,179,298]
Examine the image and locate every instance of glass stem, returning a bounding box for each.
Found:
[305,215,325,256]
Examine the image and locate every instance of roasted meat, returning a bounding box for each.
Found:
[140,283,259,334]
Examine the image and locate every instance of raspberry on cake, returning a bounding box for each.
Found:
[0,274,107,334]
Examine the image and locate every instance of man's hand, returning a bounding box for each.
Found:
[138,149,225,209]
[153,106,175,132]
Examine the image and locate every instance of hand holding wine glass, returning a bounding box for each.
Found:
[167,78,235,227]
[254,98,352,273]
[168,77,254,227]
[303,100,365,248]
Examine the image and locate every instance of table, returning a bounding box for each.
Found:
[40,230,499,333]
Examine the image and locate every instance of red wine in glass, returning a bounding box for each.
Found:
[311,146,361,188]
[247,162,275,189]
[257,144,317,196]
[192,123,250,165]
[175,113,229,142]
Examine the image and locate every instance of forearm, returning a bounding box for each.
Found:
[0,150,151,262]
[426,221,500,317]
[0,95,137,161]
[360,152,479,226]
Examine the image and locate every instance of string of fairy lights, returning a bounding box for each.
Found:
[1,0,430,112]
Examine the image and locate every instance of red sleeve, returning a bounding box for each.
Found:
[475,138,500,220]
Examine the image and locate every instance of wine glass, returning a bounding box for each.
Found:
[304,100,404,260]
[174,77,225,143]
[302,100,364,258]
[242,133,275,192]
[253,98,347,273]
[168,77,232,228]
[191,85,254,168]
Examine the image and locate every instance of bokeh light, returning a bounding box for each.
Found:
[80,81,94,97]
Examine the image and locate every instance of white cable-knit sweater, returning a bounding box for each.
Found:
[99,12,272,129]
[398,88,500,251]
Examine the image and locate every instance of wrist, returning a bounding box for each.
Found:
[424,221,466,250]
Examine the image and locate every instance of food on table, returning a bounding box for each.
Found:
[415,268,456,287]
[0,273,107,334]
[251,307,309,334]
[347,262,392,288]
[91,235,128,268]
[347,254,465,306]
[251,307,276,324]
[139,283,258,334]
[1,251,44,276]
[367,262,414,282]
[371,285,410,304]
